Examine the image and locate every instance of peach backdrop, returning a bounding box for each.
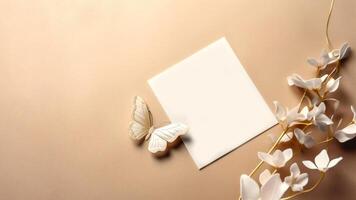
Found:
[0,0,355,199]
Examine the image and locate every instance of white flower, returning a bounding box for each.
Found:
[325,77,341,93]
[302,149,343,172]
[320,75,341,94]
[307,43,351,70]
[258,149,293,168]
[240,174,289,200]
[334,106,356,143]
[287,73,340,95]
[287,74,323,90]
[328,43,351,64]
[284,163,309,192]
[307,51,331,70]
[273,101,288,122]
[273,101,308,126]
[334,124,356,142]
[294,128,315,148]
[307,102,333,130]
[287,106,309,125]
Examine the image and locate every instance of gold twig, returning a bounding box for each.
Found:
[326,0,335,51]
[318,137,334,145]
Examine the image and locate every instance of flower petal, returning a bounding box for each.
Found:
[291,184,304,192]
[290,163,300,176]
[258,152,275,167]
[304,78,323,90]
[240,175,260,200]
[326,77,341,93]
[273,101,287,121]
[282,148,293,164]
[287,74,322,90]
[320,51,331,67]
[294,128,304,142]
[320,74,328,82]
[302,160,318,170]
[307,58,320,67]
[260,174,288,200]
[287,108,307,124]
[316,114,333,125]
[300,106,309,118]
[307,103,326,120]
[295,173,309,189]
[328,157,343,169]
[294,129,316,148]
[341,124,356,134]
[334,130,356,143]
[315,149,329,170]
[259,169,272,186]
[340,43,351,59]
[316,102,326,116]
[351,106,356,122]
[292,173,308,192]
[284,176,293,186]
[287,74,303,86]
[272,150,286,168]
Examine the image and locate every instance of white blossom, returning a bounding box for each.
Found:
[294,128,315,148]
[284,163,309,192]
[302,149,343,172]
[273,101,308,127]
[334,106,356,143]
[307,51,330,70]
[307,43,350,70]
[240,174,289,200]
[258,149,293,168]
[320,74,341,95]
[287,74,323,90]
[306,102,333,130]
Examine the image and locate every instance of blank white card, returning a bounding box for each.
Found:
[148,38,277,169]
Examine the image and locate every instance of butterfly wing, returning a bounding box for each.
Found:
[148,123,188,153]
[129,96,152,140]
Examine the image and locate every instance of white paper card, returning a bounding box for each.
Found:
[148,38,277,169]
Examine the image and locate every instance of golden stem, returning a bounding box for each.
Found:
[326,0,335,51]
[291,122,312,127]
[323,62,339,85]
[318,137,334,145]
[281,173,326,200]
[272,169,277,174]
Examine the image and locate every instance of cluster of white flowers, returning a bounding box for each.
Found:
[240,43,352,200]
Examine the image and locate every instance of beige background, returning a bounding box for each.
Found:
[0,0,355,199]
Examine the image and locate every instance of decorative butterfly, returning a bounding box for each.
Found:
[129,96,188,153]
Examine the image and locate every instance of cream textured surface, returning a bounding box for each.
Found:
[0,0,356,199]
